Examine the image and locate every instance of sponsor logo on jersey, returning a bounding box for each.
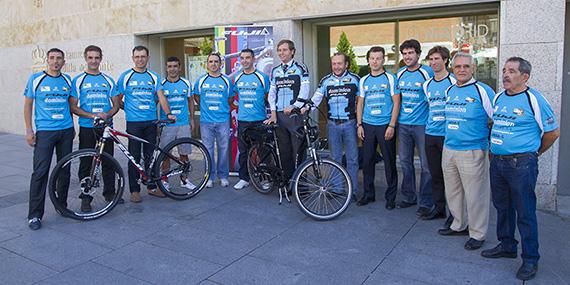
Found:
[83,83,92,88]
[465,97,476,103]
[40,86,51,92]
[513,108,524,116]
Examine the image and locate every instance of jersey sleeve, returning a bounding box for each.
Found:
[24,75,35,98]
[116,73,126,95]
[263,74,271,94]
[193,78,200,96]
[358,77,365,98]
[537,95,558,132]
[109,77,119,97]
[154,74,163,92]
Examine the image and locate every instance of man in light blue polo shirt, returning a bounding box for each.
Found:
[439,52,495,252]
[23,48,74,230]
[481,57,559,281]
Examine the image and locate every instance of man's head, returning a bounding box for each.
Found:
[451,52,476,84]
[166,56,181,79]
[207,52,222,74]
[83,45,102,72]
[427,46,450,73]
[46,48,65,73]
[132,45,150,69]
[366,46,385,73]
[331,52,349,76]
[239,49,255,71]
[277,39,295,63]
[502,57,531,92]
[399,39,422,68]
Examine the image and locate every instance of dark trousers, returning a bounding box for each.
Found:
[425,134,447,214]
[126,121,157,192]
[78,127,115,198]
[362,123,397,202]
[275,112,306,179]
[490,153,540,265]
[28,127,74,219]
[237,120,264,181]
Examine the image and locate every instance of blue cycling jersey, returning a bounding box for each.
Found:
[71,72,118,128]
[423,74,456,136]
[316,71,360,120]
[444,78,495,151]
[490,87,558,155]
[194,73,232,123]
[24,71,74,131]
[397,64,434,125]
[359,71,399,126]
[117,69,162,122]
[233,70,270,122]
[270,60,310,111]
[159,77,192,126]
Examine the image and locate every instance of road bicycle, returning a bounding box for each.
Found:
[48,118,211,220]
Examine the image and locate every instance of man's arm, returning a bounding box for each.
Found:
[69,97,97,119]
[385,93,401,140]
[188,97,195,131]
[156,89,175,121]
[24,97,35,147]
[107,96,121,118]
[356,96,365,140]
[538,128,560,155]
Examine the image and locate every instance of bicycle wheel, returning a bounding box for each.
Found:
[48,149,124,221]
[154,137,210,200]
[247,143,278,194]
[291,158,352,221]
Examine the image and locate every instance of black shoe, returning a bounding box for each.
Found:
[421,208,446,220]
[351,194,358,203]
[416,206,432,217]
[481,244,517,259]
[104,191,116,202]
[117,198,125,204]
[464,238,485,250]
[443,215,454,229]
[385,201,396,210]
[81,198,92,212]
[28,218,42,231]
[516,262,538,281]
[357,197,375,206]
[438,228,469,236]
[396,201,417,209]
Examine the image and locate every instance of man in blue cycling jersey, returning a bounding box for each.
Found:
[356,46,400,209]
[311,52,360,200]
[158,56,196,193]
[194,52,233,188]
[439,52,494,252]
[267,39,311,184]
[395,39,434,216]
[116,46,176,203]
[233,49,272,190]
[69,45,122,212]
[24,48,74,230]
[481,57,559,281]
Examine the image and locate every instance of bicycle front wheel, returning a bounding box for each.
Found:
[291,158,352,221]
[48,149,125,221]
[247,143,278,194]
[154,137,211,200]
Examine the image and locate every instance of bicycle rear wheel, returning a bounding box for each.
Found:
[48,149,124,221]
[154,137,210,200]
[247,143,278,194]
[291,158,352,221]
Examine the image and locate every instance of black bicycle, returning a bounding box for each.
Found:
[47,118,211,220]
[246,99,352,220]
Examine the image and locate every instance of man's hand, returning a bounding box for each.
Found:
[357,125,365,140]
[167,114,177,122]
[283,106,294,115]
[95,112,109,120]
[264,114,277,125]
[26,129,35,147]
[385,126,395,140]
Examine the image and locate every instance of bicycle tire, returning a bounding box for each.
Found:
[154,137,211,200]
[48,149,125,221]
[291,158,352,221]
[247,143,279,194]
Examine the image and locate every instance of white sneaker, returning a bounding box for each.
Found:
[206,180,213,188]
[233,179,250,190]
[220,178,229,187]
[181,178,197,190]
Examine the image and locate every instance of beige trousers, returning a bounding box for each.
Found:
[442,147,490,241]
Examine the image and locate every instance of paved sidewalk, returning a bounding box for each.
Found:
[0,132,568,285]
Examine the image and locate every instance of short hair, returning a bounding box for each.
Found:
[366,46,386,62]
[506,56,532,76]
[207,52,222,62]
[451,52,476,67]
[166,56,180,65]
[83,45,102,57]
[47,48,65,58]
[399,39,421,55]
[239,48,255,58]
[427,46,450,66]
[331,52,350,68]
[132,45,149,56]
[277,39,296,56]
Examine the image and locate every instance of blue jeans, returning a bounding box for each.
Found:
[327,120,359,195]
[200,121,230,180]
[397,124,432,208]
[490,153,540,265]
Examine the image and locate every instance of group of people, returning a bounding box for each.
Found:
[23,38,558,281]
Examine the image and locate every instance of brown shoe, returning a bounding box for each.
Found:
[147,188,165,198]
[130,192,142,203]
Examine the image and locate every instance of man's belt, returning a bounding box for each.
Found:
[491,152,537,160]
[329,118,350,125]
